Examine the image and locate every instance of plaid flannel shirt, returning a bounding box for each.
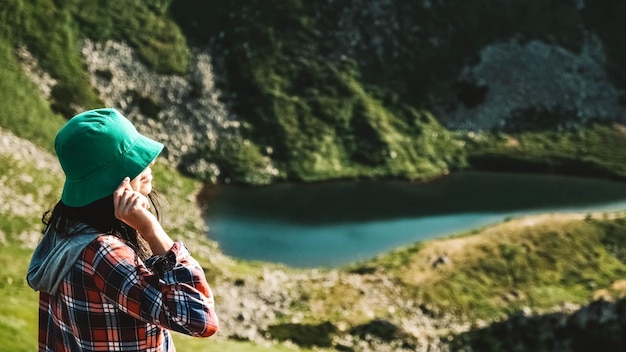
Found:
[38,235,218,351]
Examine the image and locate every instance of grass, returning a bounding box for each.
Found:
[0,246,40,352]
[0,0,187,117]
[2,0,625,185]
[463,123,626,181]
[166,0,626,184]
[173,334,313,351]
[0,161,57,352]
[170,0,465,183]
[360,213,626,320]
[0,141,61,352]
[0,37,65,151]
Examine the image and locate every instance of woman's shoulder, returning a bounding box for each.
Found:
[83,234,138,265]
[91,233,127,245]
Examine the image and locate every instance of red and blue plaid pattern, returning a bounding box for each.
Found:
[38,235,218,351]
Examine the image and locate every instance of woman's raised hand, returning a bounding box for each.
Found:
[113,177,174,255]
[113,177,154,232]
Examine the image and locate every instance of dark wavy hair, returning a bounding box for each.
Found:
[42,191,165,260]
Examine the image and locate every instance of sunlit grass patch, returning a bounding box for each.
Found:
[362,214,626,319]
[0,245,40,352]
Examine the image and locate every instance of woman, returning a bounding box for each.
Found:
[27,108,218,351]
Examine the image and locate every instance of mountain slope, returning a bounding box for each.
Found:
[3,0,626,184]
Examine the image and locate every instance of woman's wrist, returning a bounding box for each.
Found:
[137,218,175,255]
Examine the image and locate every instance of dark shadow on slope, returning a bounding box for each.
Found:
[450,298,626,352]
[201,171,626,225]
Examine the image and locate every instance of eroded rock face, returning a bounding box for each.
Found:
[310,0,626,132]
[81,40,239,181]
[436,36,626,131]
[15,46,58,100]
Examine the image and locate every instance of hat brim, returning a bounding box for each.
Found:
[61,134,164,207]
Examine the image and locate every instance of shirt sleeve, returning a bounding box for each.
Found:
[86,235,219,337]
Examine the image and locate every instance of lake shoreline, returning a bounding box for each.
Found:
[201,171,626,267]
[197,166,626,208]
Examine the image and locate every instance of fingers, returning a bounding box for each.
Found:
[112,177,159,233]
[113,177,132,209]
[114,177,151,223]
[118,176,133,191]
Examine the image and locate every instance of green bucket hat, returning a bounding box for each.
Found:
[55,108,164,207]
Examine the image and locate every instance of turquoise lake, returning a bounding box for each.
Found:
[203,172,626,268]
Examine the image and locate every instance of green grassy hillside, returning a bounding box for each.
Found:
[168,0,626,183]
[3,0,625,184]
[2,0,626,351]
[355,213,626,320]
